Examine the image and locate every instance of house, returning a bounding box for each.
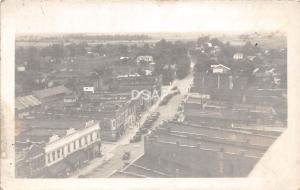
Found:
[233,53,244,60]
[16,65,26,72]
[211,64,231,74]
[246,56,257,62]
[136,55,153,64]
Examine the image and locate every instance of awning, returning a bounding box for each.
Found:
[65,150,87,166]
[47,160,69,177]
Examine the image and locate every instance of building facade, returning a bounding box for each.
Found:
[15,120,102,178]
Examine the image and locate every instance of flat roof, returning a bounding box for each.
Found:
[152,132,265,157]
[33,85,70,99]
[161,122,277,147]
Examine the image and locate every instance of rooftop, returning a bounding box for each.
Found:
[160,122,277,147]
[32,85,71,99]
[16,95,41,111]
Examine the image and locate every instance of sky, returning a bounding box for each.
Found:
[3,0,292,34]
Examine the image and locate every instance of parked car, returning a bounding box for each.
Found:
[150,112,160,119]
[139,127,148,134]
[171,86,178,90]
[174,89,181,95]
[130,133,142,143]
[122,151,131,160]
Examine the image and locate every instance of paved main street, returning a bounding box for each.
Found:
[73,61,194,178]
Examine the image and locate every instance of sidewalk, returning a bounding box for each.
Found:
[70,153,114,178]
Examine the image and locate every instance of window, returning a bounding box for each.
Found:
[76,140,79,148]
[57,149,60,159]
[111,120,116,130]
[93,132,97,141]
[73,142,76,150]
[68,144,70,153]
[47,154,51,163]
[79,138,82,147]
[87,135,91,143]
[52,152,55,161]
[90,133,93,141]
[82,137,86,145]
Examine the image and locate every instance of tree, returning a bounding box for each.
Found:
[25,47,40,71]
[176,63,190,79]
[197,36,210,46]
[210,38,223,47]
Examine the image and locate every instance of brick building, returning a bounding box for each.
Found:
[111,121,281,178]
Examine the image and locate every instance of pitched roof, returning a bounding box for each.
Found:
[16,95,42,111]
[33,85,70,99]
[211,64,231,70]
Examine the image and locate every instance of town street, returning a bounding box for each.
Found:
[80,60,194,178]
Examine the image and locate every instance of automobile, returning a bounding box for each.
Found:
[122,151,131,160]
[174,89,181,95]
[145,118,154,124]
[123,162,130,168]
[150,112,160,118]
[177,106,182,111]
[171,86,178,90]
[139,127,148,134]
[172,114,179,121]
[159,100,168,106]
[144,122,153,129]
[130,133,142,143]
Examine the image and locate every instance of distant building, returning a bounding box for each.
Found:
[183,95,277,126]
[79,92,139,141]
[15,95,42,119]
[83,86,95,94]
[32,85,71,103]
[233,53,244,60]
[16,65,26,72]
[112,74,162,110]
[136,55,153,64]
[211,64,231,74]
[193,72,238,90]
[63,94,79,107]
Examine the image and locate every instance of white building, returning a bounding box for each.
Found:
[136,55,153,64]
[44,120,101,166]
[233,53,244,60]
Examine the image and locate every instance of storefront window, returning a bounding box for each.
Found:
[52,152,55,161]
[57,149,60,159]
[47,154,51,163]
